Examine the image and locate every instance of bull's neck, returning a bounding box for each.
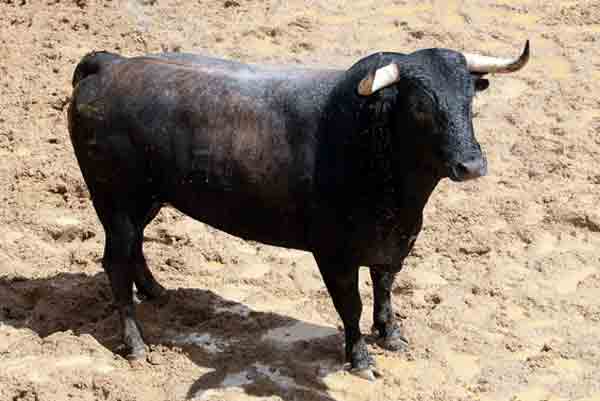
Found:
[316,118,440,214]
[350,124,440,211]
[315,68,442,213]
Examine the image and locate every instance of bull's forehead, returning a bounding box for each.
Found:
[407,48,474,99]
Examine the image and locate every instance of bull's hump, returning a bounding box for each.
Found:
[130,53,340,86]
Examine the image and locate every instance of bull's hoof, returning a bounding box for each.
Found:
[120,325,147,362]
[349,359,382,381]
[380,331,409,351]
[350,367,376,381]
[116,341,147,363]
[347,339,380,381]
[126,344,147,361]
[373,324,409,351]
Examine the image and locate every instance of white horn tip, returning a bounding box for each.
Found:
[511,39,530,71]
[465,40,530,74]
[522,39,530,61]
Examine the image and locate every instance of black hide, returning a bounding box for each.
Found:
[68,48,489,373]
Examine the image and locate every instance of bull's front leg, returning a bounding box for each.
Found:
[314,256,377,380]
[370,267,409,351]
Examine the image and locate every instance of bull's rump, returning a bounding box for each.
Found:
[69,55,330,249]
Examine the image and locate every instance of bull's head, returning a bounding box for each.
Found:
[357,41,529,182]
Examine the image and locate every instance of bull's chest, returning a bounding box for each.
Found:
[348,210,424,266]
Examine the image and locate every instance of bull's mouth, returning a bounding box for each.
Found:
[448,157,488,182]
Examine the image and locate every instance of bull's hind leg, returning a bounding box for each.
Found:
[69,107,160,357]
[133,241,167,301]
[370,268,408,351]
[91,194,162,359]
[96,205,147,359]
[132,203,167,301]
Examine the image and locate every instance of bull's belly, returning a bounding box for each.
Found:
[166,184,311,251]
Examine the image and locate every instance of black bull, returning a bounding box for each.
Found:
[68,45,528,379]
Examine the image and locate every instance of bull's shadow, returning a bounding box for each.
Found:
[0,272,345,401]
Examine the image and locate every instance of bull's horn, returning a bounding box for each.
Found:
[358,63,400,96]
[464,40,530,74]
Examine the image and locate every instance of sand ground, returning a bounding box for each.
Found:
[1,0,599,400]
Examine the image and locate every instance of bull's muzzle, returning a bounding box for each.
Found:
[449,157,488,182]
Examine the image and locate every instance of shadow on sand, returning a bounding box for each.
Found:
[0,272,346,400]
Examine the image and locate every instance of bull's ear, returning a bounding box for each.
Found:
[357,63,400,96]
[473,76,489,92]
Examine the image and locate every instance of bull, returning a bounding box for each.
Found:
[68,41,529,380]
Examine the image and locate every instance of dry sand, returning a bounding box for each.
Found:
[1,0,599,400]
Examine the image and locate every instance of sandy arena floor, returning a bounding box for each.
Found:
[1,1,599,400]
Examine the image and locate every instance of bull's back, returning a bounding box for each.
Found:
[70,54,340,249]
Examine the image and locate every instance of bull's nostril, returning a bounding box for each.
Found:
[454,159,487,181]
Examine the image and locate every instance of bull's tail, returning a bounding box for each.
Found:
[72,51,121,87]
